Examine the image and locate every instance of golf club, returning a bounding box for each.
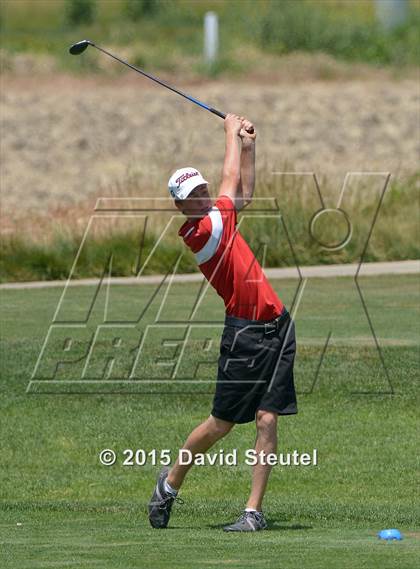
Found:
[69,39,253,133]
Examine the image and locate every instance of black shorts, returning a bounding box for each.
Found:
[211,307,297,424]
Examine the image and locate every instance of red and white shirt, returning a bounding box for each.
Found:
[178,195,284,321]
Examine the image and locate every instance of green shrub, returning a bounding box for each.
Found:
[259,0,420,65]
[1,0,419,71]
[65,0,96,27]
[124,0,159,21]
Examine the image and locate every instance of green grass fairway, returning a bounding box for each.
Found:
[2,510,419,569]
[1,274,419,568]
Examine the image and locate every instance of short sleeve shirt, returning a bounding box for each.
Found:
[178,194,284,321]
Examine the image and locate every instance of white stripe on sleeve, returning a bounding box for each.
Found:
[194,207,223,265]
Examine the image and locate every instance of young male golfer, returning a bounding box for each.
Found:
[148,114,297,532]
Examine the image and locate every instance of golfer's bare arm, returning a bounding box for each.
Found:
[218,114,256,211]
[238,132,256,208]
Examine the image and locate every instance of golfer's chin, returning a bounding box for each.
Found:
[200,205,212,216]
[187,205,212,219]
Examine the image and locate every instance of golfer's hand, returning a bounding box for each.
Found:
[224,114,243,136]
[239,118,256,142]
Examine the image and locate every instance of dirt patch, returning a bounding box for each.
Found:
[1,69,419,218]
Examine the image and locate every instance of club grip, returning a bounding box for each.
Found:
[210,107,255,134]
[210,107,226,120]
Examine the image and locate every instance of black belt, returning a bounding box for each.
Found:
[224,306,290,335]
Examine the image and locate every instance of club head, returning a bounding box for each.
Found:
[69,40,93,55]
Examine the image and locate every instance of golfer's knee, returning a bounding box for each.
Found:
[256,410,277,435]
[208,415,234,438]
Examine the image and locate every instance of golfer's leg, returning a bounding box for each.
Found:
[167,414,234,490]
[246,410,278,511]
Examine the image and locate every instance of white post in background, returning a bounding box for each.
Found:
[204,11,218,65]
[375,0,409,31]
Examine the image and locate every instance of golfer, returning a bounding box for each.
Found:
[148,114,297,532]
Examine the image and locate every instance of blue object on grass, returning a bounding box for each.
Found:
[378,529,403,540]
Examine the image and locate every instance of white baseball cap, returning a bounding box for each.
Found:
[168,167,208,200]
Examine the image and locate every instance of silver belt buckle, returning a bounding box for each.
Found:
[264,322,276,335]
[264,311,286,335]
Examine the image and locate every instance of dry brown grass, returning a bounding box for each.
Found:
[1,63,419,241]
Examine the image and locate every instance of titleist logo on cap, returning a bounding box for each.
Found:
[175,171,199,187]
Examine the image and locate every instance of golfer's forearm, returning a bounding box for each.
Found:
[222,133,241,185]
[240,143,256,202]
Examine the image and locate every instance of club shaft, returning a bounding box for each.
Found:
[92,43,226,120]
